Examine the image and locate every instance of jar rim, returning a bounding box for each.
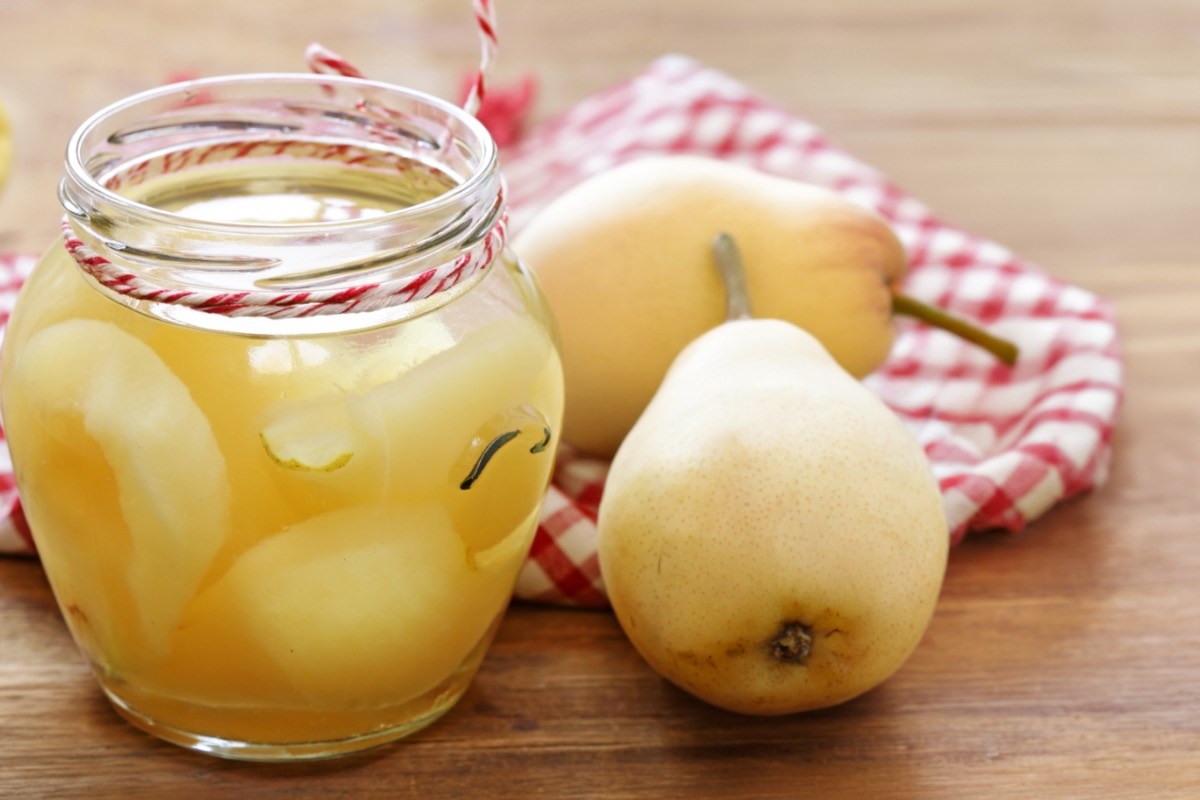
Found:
[62,72,499,235]
[56,72,508,335]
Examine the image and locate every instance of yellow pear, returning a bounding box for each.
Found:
[515,155,1014,458]
[597,235,949,715]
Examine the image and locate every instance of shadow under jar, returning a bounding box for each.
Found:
[0,74,563,761]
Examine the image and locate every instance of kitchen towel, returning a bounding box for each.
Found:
[502,55,1122,605]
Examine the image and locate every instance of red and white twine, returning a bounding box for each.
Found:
[66,1,504,319]
[463,0,499,117]
[306,0,498,117]
[63,210,507,320]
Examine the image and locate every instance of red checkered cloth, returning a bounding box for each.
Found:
[504,56,1122,605]
[0,56,1123,609]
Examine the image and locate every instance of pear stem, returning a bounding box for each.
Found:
[712,233,754,321]
[892,293,1019,366]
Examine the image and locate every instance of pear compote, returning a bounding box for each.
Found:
[0,76,562,760]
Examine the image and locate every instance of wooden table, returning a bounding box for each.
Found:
[2,1,1198,797]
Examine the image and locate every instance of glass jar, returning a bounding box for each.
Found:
[0,74,563,760]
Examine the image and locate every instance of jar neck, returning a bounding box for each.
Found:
[59,74,503,335]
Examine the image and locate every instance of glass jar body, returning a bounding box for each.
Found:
[0,76,563,760]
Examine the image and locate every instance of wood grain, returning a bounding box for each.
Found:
[2,1,1199,797]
